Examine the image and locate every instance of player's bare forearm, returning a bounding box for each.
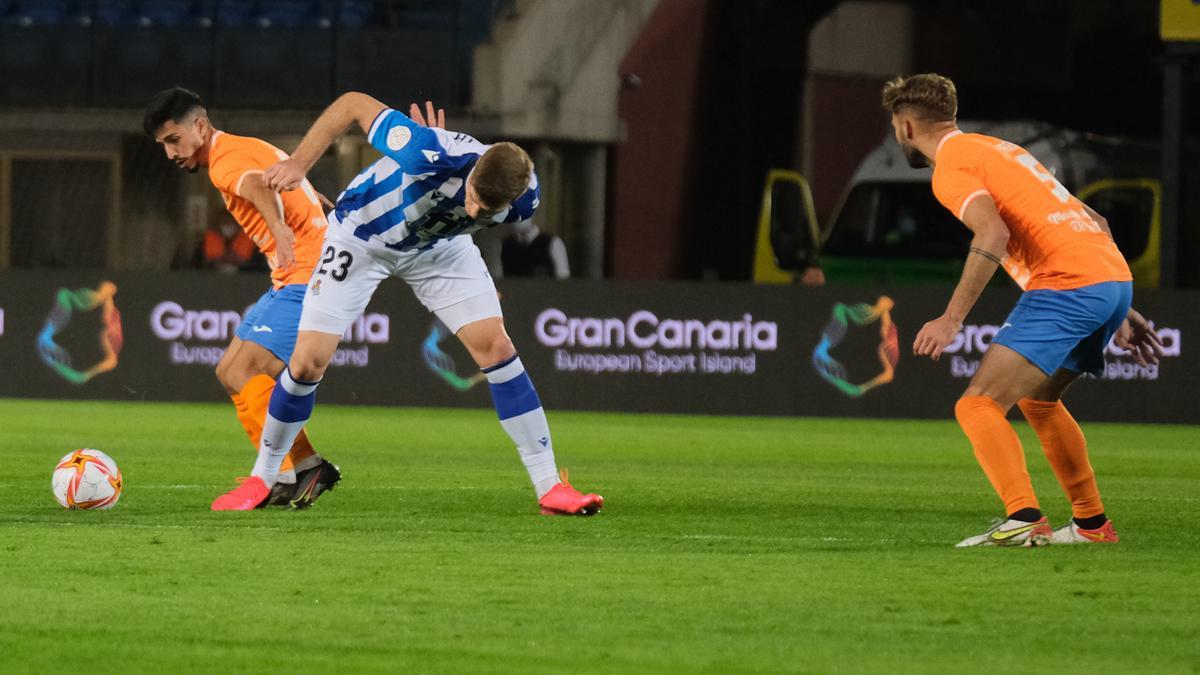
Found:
[290,92,387,170]
[944,240,1002,322]
[946,195,1009,322]
[240,174,287,234]
[240,175,295,267]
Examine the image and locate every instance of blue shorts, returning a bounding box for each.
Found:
[991,281,1132,377]
[235,284,307,363]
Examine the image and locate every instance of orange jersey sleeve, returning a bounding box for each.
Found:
[207,132,328,288]
[932,131,1131,291]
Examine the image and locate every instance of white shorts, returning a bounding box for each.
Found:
[299,224,502,336]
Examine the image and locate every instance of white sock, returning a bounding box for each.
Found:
[484,356,559,498]
[253,369,320,487]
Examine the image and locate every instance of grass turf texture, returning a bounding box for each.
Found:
[0,399,1197,674]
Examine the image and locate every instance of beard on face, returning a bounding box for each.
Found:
[901,143,928,169]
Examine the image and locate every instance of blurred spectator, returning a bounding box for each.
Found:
[500,219,569,279]
[202,220,257,272]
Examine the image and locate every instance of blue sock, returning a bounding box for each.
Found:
[253,368,320,485]
[484,355,558,498]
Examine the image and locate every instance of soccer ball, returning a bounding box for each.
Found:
[52,449,123,510]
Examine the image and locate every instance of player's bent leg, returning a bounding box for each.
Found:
[225,291,332,499]
[217,341,302,476]
[254,330,341,481]
[214,336,246,395]
[1019,369,1116,543]
[264,333,343,508]
[446,302,603,516]
[212,332,342,511]
[954,344,1053,547]
[215,337,306,488]
[219,233,387,510]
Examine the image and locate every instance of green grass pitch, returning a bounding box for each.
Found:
[0,399,1197,674]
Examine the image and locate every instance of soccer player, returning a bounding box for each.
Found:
[881,74,1163,547]
[211,94,605,515]
[144,87,341,508]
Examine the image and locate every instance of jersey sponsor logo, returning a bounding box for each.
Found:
[387,126,412,151]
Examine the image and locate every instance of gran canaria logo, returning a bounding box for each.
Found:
[37,282,124,384]
[812,296,899,397]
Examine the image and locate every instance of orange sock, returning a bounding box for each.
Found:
[954,395,1039,515]
[1017,399,1104,519]
[236,374,317,475]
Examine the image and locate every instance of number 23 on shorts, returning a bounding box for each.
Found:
[316,245,354,281]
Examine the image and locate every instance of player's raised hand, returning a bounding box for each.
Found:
[913,314,961,361]
[1114,307,1164,366]
[409,100,445,128]
[263,157,307,193]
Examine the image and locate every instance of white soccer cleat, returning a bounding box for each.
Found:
[1050,519,1119,544]
[955,517,1053,548]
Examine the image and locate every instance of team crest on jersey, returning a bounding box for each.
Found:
[310,279,322,296]
[387,126,412,151]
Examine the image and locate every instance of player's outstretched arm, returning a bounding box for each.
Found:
[264,92,387,192]
[914,195,1009,360]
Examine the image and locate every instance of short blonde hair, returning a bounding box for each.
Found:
[881,73,957,121]
[473,142,533,208]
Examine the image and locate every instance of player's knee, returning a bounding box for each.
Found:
[218,361,256,394]
[214,361,238,394]
[288,352,330,383]
[483,334,516,367]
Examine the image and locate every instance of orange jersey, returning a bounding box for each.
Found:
[931,131,1131,291]
[207,131,327,288]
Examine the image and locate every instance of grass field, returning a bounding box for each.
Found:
[0,399,1197,674]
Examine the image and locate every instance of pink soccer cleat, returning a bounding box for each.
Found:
[211,476,271,511]
[538,469,604,516]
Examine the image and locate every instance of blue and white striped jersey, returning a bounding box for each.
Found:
[330,108,540,252]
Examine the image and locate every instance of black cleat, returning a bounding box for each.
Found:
[263,481,294,507]
[288,459,341,510]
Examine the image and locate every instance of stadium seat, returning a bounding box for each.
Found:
[215,0,250,27]
[8,0,70,26]
[256,0,309,29]
[92,0,132,26]
[137,0,193,27]
[337,0,371,29]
